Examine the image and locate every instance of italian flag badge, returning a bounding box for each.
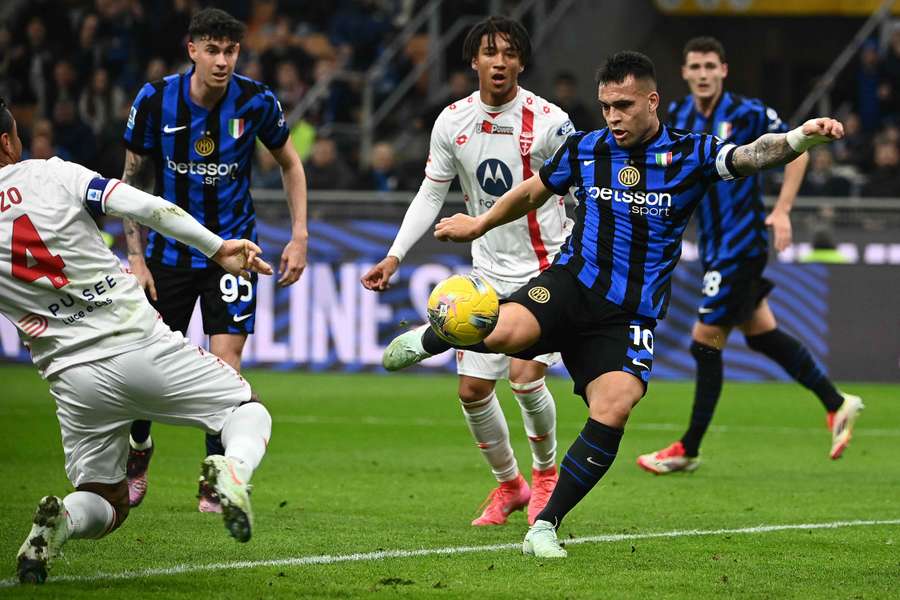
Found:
[654,152,673,166]
[228,118,245,139]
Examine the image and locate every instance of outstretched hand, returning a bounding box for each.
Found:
[360,256,400,291]
[765,209,793,252]
[434,214,483,242]
[212,239,274,279]
[800,118,844,142]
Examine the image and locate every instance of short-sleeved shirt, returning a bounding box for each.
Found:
[667,92,789,264]
[425,87,574,282]
[539,124,740,319]
[0,158,167,378]
[124,67,289,268]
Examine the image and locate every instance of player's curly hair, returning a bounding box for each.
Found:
[0,97,13,137]
[462,16,531,66]
[188,8,245,43]
[683,36,726,64]
[596,51,657,86]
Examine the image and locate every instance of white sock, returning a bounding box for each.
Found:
[62,491,115,540]
[129,434,152,451]
[510,378,557,472]
[221,402,272,483]
[460,391,518,482]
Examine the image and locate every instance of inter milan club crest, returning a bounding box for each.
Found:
[618,166,641,187]
[195,135,215,157]
[518,131,534,155]
[228,118,245,139]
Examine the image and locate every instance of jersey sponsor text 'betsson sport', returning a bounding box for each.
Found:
[667,91,788,264]
[539,125,739,319]
[124,67,289,268]
[425,87,574,283]
[0,158,168,377]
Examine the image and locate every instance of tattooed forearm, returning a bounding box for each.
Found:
[121,150,155,259]
[731,133,801,176]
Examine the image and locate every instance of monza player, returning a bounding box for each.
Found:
[361,17,573,526]
[120,8,308,511]
[636,37,862,475]
[383,51,846,557]
[0,100,273,584]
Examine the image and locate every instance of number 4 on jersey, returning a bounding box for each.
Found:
[11,214,70,289]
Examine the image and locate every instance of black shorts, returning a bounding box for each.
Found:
[697,255,774,326]
[504,265,657,400]
[147,261,257,336]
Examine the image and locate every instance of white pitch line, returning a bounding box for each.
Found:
[2,518,898,588]
[274,415,900,437]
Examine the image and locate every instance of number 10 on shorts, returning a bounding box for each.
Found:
[629,325,654,354]
[220,274,253,303]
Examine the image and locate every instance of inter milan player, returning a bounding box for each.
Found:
[636,37,862,475]
[120,8,308,511]
[362,17,571,527]
[382,51,845,557]
[0,99,273,584]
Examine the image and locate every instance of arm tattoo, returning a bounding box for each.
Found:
[731,133,801,177]
[121,151,155,258]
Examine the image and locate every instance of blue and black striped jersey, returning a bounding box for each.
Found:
[123,66,289,268]
[539,125,740,319]
[667,91,789,264]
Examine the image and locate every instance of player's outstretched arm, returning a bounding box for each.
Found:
[212,240,274,280]
[361,177,452,291]
[121,149,158,300]
[270,141,309,288]
[434,174,553,243]
[731,117,843,177]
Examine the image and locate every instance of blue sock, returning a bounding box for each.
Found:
[681,341,723,456]
[536,418,623,527]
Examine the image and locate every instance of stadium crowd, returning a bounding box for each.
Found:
[0,1,898,196]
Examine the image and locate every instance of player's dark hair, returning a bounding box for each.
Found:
[462,16,531,66]
[683,36,726,63]
[596,51,657,86]
[0,97,13,137]
[188,8,245,43]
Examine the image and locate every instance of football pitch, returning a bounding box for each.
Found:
[0,365,897,598]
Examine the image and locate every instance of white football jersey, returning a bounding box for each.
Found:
[426,87,574,283]
[0,158,166,378]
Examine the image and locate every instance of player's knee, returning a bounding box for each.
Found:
[76,480,130,532]
[458,379,495,404]
[486,303,540,353]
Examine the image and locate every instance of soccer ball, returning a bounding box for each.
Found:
[426,274,500,346]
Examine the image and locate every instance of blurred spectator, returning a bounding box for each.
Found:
[53,99,97,168]
[24,119,70,161]
[275,61,306,112]
[260,16,315,86]
[304,137,356,189]
[830,112,870,169]
[422,70,474,126]
[29,135,56,160]
[46,60,81,114]
[144,0,192,67]
[356,141,407,191]
[329,0,394,71]
[856,41,882,131]
[253,144,284,189]
[79,68,126,138]
[799,149,851,197]
[552,71,597,131]
[800,228,849,264]
[74,13,102,82]
[9,16,56,111]
[860,137,900,197]
[144,58,168,83]
[879,28,900,122]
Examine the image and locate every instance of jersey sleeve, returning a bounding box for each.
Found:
[538,133,582,195]
[698,133,740,183]
[123,82,159,155]
[423,110,457,182]
[535,107,575,163]
[45,157,102,210]
[257,89,290,150]
[762,104,789,135]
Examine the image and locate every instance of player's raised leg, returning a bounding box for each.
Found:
[524,371,643,558]
[509,358,558,525]
[739,300,862,458]
[457,373,531,525]
[383,302,542,370]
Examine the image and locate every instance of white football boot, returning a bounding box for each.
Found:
[829,393,864,459]
[382,324,433,371]
[201,456,254,543]
[16,496,69,584]
[522,519,568,558]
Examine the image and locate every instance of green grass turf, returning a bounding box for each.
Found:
[0,365,897,598]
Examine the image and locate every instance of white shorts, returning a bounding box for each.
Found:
[457,269,561,381]
[47,329,251,487]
